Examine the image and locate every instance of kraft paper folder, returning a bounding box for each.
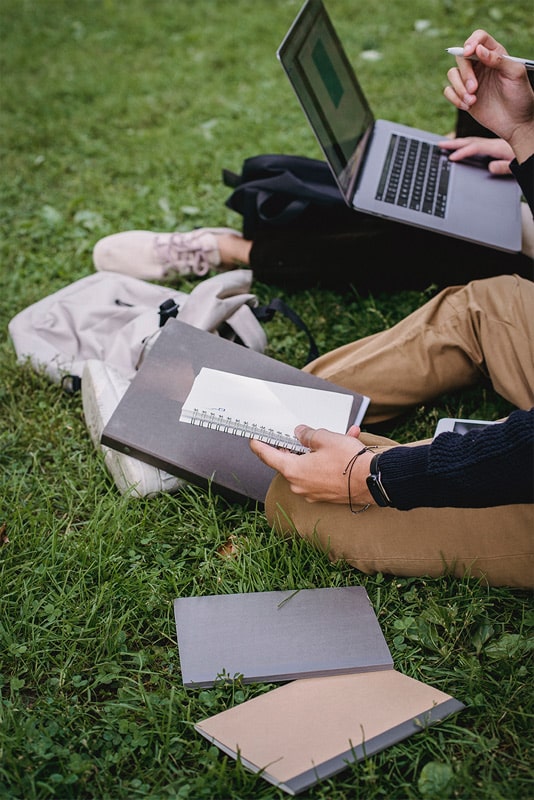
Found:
[195,669,465,795]
[176,585,464,794]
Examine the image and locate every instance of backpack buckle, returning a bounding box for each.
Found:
[159,298,179,327]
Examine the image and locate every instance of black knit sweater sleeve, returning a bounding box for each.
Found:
[377,408,534,509]
[510,154,534,215]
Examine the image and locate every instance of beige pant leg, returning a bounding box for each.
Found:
[265,433,534,589]
[305,274,534,424]
[265,275,534,588]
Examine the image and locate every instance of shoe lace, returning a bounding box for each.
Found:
[154,232,213,276]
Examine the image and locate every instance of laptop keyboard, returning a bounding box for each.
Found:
[376,134,451,217]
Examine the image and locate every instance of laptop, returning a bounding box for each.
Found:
[277,0,522,252]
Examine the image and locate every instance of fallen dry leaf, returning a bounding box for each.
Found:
[217,535,239,559]
[0,522,10,545]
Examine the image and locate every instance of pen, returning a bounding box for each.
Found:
[446,47,534,71]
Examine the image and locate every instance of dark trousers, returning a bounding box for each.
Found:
[249,211,533,292]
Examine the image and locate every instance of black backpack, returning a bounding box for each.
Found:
[223,154,354,240]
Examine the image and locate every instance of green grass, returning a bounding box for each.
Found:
[1,1,533,798]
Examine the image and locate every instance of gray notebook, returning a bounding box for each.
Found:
[101,318,369,507]
[195,669,465,795]
[174,585,393,687]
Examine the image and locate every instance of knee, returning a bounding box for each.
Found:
[466,273,523,310]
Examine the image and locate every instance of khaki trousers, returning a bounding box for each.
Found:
[265,275,534,588]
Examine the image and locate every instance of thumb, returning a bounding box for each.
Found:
[295,425,349,452]
[346,425,361,439]
[294,424,318,450]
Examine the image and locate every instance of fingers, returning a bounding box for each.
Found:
[251,426,373,505]
[444,67,477,111]
[294,424,358,450]
[487,160,512,175]
[436,139,490,167]
[459,30,519,82]
[438,138,479,160]
[249,437,297,470]
[437,137,465,151]
[249,426,321,469]
[443,84,468,112]
[438,136,514,163]
[462,30,505,60]
[294,424,316,450]
[438,136,484,153]
[443,29,506,112]
[249,425,342,473]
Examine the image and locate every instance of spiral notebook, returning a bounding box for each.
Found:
[179,368,356,453]
[101,319,370,506]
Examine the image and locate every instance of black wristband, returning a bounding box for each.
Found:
[366,453,392,507]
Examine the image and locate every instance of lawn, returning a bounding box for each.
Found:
[1,1,533,798]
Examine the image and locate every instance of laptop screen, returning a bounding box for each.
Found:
[277,0,374,203]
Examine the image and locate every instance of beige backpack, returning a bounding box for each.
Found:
[8,269,317,497]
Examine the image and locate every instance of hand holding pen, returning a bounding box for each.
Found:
[443,29,534,164]
[446,47,534,72]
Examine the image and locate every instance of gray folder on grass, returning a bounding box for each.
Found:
[174,585,393,687]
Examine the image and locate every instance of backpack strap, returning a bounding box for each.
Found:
[252,298,319,364]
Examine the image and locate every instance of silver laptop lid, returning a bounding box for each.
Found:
[277,0,373,204]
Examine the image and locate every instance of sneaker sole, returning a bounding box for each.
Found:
[82,359,184,498]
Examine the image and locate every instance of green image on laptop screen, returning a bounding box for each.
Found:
[312,38,343,107]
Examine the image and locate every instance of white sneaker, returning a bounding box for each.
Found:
[81,359,184,498]
[92,228,242,281]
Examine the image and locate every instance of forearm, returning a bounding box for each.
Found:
[508,122,534,166]
[251,411,533,511]
[374,408,534,509]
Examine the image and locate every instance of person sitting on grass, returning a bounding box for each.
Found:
[245,29,534,590]
[92,127,533,293]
